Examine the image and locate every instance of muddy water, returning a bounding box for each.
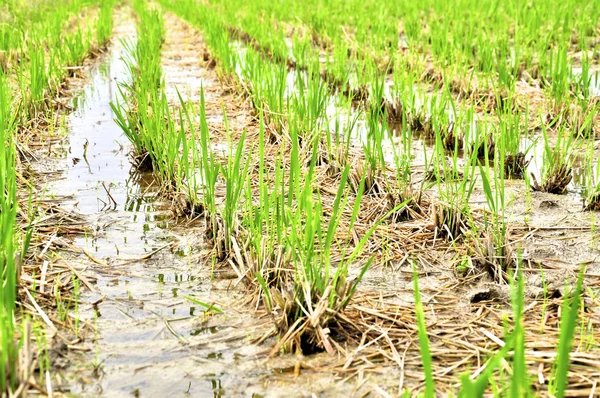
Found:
[56,42,168,258]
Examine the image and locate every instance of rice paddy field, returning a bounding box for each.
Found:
[3,0,600,396]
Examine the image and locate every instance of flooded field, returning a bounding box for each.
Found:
[3,0,600,397]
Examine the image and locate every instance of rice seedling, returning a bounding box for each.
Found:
[429,131,477,241]
[220,126,251,257]
[240,49,287,133]
[23,45,48,117]
[548,267,585,398]
[471,136,516,282]
[287,66,328,139]
[497,110,531,179]
[112,0,166,170]
[262,159,404,353]
[358,98,387,195]
[54,283,69,323]
[412,262,435,398]
[530,124,574,194]
[508,255,530,396]
[72,274,81,339]
[584,155,600,211]
[193,91,219,225]
[184,296,224,315]
[33,321,50,391]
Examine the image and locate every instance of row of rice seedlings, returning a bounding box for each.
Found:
[112,0,165,171]
[236,57,387,352]
[414,260,585,396]
[115,0,219,229]
[0,1,117,392]
[112,0,229,223]
[155,0,521,353]
[152,0,415,353]
[207,0,600,121]
[0,0,98,57]
[170,73,379,353]
[0,1,117,393]
[178,93,376,353]
[159,0,338,146]
[145,4,600,392]
[164,0,497,158]
[96,0,115,45]
[0,70,20,395]
[114,0,216,226]
[161,0,592,361]
[202,0,600,252]
[399,0,597,102]
[156,0,371,117]
[12,0,116,122]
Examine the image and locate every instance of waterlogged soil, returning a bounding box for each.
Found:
[29,7,600,398]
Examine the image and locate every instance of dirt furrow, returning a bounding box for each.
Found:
[161,12,258,138]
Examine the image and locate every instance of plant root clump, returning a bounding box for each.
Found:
[384,188,425,223]
[342,83,369,105]
[442,123,464,152]
[584,192,600,211]
[567,98,600,138]
[173,193,205,218]
[424,160,463,183]
[382,99,404,126]
[471,135,495,160]
[530,163,572,194]
[430,202,469,241]
[504,152,529,178]
[205,214,227,261]
[349,161,385,196]
[312,138,349,177]
[131,151,154,172]
[466,231,515,284]
[407,109,427,131]
[267,281,359,356]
